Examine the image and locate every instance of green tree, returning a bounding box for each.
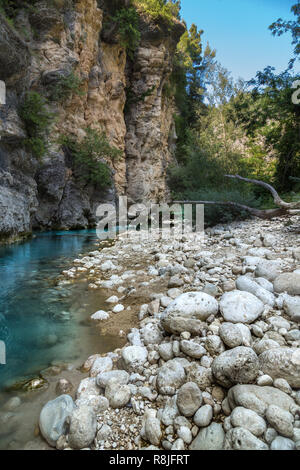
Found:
[135,0,181,23]
[246,68,300,190]
[269,2,300,68]
[112,6,141,59]
[170,24,216,164]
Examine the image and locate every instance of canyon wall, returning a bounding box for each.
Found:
[0,0,184,242]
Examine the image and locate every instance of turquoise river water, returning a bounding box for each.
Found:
[0,230,123,449]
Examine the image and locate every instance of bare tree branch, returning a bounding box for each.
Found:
[224,174,298,208]
[173,200,287,220]
[172,174,300,220]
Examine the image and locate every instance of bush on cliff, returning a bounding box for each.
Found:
[135,0,181,24]
[112,7,141,58]
[19,91,54,159]
[48,71,85,102]
[60,128,122,189]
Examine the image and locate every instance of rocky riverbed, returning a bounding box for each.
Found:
[14,216,300,450]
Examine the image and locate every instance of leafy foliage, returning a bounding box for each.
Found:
[48,72,84,102]
[135,0,181,24]
[169,3,299,223]
[242,68,300,190]
[112,7,141,59]
[269,2,300,68]
[60,128,122,188]
[0,0,39,19]
[169,25,216,164]
[19,91,54,159]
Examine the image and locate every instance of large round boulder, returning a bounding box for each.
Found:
[161,292,218,335]
[96,370,129,389]
[105,380,131,409]
[121,346,148,372]
[190,422,225,450]
[68,405,97,449]
[90,357,113,377]
[176,382,202,417]
[230,407,267,436]
[157,359,186,395]
[227,385,295,416]
[220,290,264,324]
[236,275,275,307]
[259,347,300,388]
[212,347,259,388]
[39,394,75,447]
[254,260,281,282]
[273,273,300,296]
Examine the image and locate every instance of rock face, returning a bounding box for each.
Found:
[161,292,219,335]
[39,394,75,447]
[259,348,300,388]
[125,16,184,203]
[0,0,185,242]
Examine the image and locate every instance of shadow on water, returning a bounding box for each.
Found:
[0,229,124,450]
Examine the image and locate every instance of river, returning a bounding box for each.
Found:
[0,230,123,449]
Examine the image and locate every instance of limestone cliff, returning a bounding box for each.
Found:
[0,0,185,242]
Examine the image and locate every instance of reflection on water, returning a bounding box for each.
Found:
[0,229,101,389]
[0,230,124,450]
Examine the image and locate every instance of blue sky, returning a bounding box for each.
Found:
[180,0,298,81]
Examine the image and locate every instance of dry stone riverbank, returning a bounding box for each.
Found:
[23,217,300,450]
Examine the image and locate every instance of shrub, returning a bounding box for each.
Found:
[135,0,181,24]
[0,0,39,18]
[60,128,122,188]
[48,72,85,102]
[19,91,54,158]
[112,7,141,59]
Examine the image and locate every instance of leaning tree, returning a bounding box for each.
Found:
[174,174,300,220]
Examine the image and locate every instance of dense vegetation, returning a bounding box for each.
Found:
[168,2,300,225]
[3,0,299,217]
[134,0,181,23]
[19,91,54,159]
[48,72,84,102]
[60,128,122,189]
[111,7,141,59]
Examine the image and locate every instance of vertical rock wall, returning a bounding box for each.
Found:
[0,0,185,242]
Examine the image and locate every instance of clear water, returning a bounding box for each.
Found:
[0,229,126,450]
[0,229,106,389]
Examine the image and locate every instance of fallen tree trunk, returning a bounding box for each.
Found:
[173,175,300,220]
